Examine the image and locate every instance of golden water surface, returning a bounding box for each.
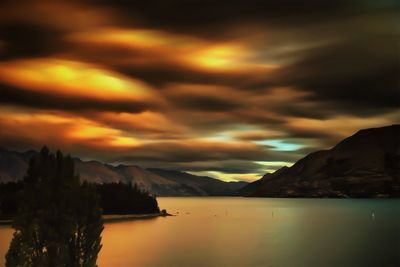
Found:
[1,197,399,267]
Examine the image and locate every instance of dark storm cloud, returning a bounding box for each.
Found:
[279,37,400,115]
[0,22,66,60]
[89,0,374,39]
[116,65,267,89]
[78,0,399,117]
[1,0,396,117]
[284,127,339,140]
[170,95,242,112]
[0,84,150,113]
[111,142,269,163]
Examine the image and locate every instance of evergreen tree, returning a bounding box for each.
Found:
[5,147,103,267]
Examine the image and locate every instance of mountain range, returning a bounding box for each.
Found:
[1,125,399,198]
[0,148,247,196]
[240,125,400,197]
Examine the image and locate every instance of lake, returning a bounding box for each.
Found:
[1,197,399,267]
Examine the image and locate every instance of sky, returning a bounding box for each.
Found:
[0,0,399,182]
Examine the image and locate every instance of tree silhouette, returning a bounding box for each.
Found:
[97,182,159,215]
[5,146,103,267]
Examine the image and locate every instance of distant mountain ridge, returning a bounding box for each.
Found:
[0,148,247,196]
[240,125,400,197]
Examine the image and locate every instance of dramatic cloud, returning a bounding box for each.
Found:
[0,0,398,181]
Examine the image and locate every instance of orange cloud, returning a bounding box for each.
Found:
[0,58,156,101]
[164,83,240,98]
[68,124,139,147]
[68,27,275,72]
[0,107,141,150]
[286,116,392,144]
[69,27,195,50]
[91,111,188,136]
[0,1,114,30]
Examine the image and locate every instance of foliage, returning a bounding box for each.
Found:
[0,182,23,219]
[5,147,103,267]
[0,182,160,217]
[97,183,159,214]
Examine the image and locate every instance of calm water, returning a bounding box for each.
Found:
[0,197,399,267]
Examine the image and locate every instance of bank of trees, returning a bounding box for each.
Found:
[98,183,159,214]
[1,147,160,267]
[5,147,103,267]
[0,182,160,218]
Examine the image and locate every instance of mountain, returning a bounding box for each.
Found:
[240,125,400,197]
[0,148,247,196]
[0,148,35,182]
[148,168,248,196]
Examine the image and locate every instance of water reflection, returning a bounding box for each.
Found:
[2,198,400,267]
[98,197,399,267]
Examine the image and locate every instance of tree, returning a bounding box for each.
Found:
[97,182,159,215]
[5,146,103,267]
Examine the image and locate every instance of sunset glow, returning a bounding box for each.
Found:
[0,59,153,101]
[188,45,247,70]
[0,0,398,182]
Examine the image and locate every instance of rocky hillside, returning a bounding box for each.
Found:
[0,148,247,196]
[240,125,400,197]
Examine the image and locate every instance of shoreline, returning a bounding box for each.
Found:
[0,212,173,226]
[0,220,11,226]
[103,212,172,223]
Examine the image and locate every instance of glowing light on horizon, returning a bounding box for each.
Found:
[188,170,261,182]
[256,139,304,151]
[254,161,293,167]
[254,161,294,174]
